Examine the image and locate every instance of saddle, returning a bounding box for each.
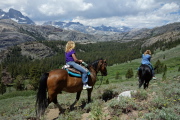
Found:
[143,64,153,70]
[62,64,90,77]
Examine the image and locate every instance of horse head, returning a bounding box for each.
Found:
[97,59,107,76]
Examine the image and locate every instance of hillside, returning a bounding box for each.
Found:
[1,19,180,52]
[0,46,179,119]
[0,19,97,51]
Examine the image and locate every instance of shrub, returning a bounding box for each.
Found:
[105,79,109,84]
[88,100,105,120]
[101,89,118,102]
[149,97,169,110]
[162,82,180,101]
[143,107,179,120]
[131,90,148,101]
[108,97,138,117]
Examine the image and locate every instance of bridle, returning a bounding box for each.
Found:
[93,59,107,89]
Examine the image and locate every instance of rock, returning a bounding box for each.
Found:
[117,90,137,101]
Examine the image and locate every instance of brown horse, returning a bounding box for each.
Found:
[35,59,107,118]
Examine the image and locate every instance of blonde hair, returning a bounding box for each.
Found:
[65,41,75,52]
[144,50,151,55]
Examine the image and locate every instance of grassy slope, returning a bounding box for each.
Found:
[0,45,179,120]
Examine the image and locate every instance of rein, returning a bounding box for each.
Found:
[94,75,104,89]
[88,59,106,89]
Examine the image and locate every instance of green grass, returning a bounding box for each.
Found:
[0,45,179,119]
[0,90,36,100]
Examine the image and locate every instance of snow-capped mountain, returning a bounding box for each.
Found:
[43,21,131,34]
[0,8,35,25]
[0,8,131,34]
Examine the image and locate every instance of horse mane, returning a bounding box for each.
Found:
[88,58,103,70]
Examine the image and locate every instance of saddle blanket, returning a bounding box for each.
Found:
[62,64,90,77]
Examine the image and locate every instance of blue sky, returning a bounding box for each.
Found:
[0,0,180,28]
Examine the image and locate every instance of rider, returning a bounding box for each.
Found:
[65,41,92,89]
[141,50,156,80]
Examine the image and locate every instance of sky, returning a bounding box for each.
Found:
[0,0,180,28]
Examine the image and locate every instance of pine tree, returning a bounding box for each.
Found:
[162,71,166,81]
[0,82,6,95]
[14,75,24,91]
[163,55,165,59]
[0,65,6,94]
[154,60,164,74]
[29,66,41,90]
[125,68,134,79]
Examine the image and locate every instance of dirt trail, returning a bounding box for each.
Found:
[45,108,90,120]
[46,108,59,120]
[45,107,111,120]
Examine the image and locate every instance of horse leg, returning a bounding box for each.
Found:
[48,91,63,113]
[87,89,93,103]
[139,79,144,88]
[144,82,148,89]
[146,81,149,89]
[70,91,82,109]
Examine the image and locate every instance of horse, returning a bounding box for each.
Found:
[35,59,107,118]
[138,64,153,89]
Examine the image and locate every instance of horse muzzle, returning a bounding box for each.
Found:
[102,72,107,76]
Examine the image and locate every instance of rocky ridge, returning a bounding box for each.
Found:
[19,42,55,59]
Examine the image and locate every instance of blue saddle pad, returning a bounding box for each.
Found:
[65,68,90,77]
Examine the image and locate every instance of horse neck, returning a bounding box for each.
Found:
[89,65,98,75]
[88,66,98,84]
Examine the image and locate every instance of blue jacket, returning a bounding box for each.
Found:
[141,54,151,65]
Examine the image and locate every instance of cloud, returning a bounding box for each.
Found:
[159,2,179,14]
[0,0,180,28]
[38,0,92,16]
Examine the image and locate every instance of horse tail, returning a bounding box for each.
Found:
[36,72,49,118]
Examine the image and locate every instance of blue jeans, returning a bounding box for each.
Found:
[66,61,88,84]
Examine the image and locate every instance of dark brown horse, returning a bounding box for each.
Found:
[35,59,107,118]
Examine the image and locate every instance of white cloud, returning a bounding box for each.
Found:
[38,0,92,16]
[38,4,65,16]
[136,0,155,9]
[159,2,179,14]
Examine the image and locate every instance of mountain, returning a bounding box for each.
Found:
[0,8,35,25]
[43,21,131,34]
[0,19,180,52]
[0,19,97,51]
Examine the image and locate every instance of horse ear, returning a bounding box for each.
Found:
[104,59,107,65]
